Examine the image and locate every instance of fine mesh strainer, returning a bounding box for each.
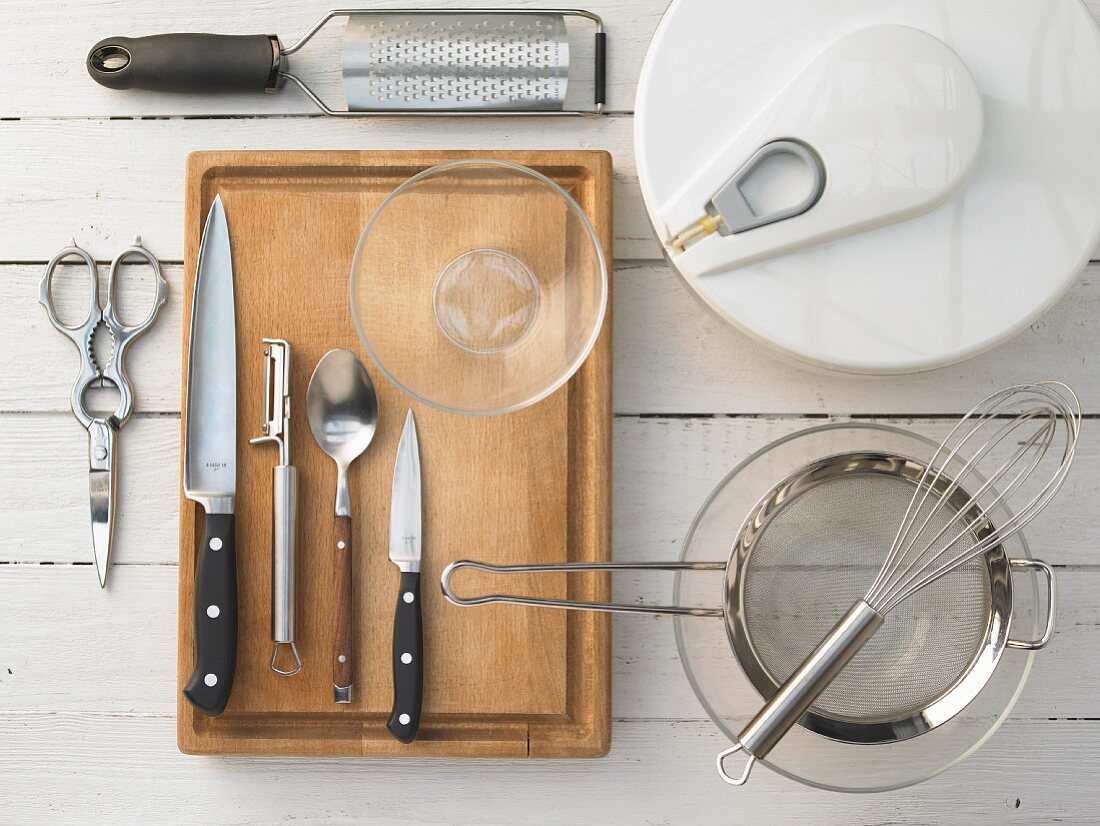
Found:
[725,452,1017,745]
[441,420,1058,791]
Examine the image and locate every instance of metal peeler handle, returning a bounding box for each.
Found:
[250,339,301,676]
[269,464,301,677]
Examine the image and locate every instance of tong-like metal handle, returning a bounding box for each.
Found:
[440,559,726,617]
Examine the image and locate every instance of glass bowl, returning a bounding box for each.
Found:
[674,423,1040,793]
[350,159,608,415]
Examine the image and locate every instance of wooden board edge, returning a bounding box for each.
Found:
[176,149,614,757]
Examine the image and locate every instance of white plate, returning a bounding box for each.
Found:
[636,0,1100,373]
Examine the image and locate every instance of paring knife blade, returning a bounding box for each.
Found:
[182,195,239,718]
[387,409,423,742]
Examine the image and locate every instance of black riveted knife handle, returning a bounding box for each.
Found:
[183,511,238,717]
[386,570,423,743]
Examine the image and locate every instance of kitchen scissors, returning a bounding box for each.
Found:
[39,238,167,588]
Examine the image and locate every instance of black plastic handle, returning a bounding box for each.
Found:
[87,33,279,93]
[594,31,606,106]
[183,511,238,717]
[386,570,423,743]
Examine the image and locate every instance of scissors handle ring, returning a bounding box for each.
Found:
[102,237,168,426]
[39,238,167,429]
[39,242,101,343]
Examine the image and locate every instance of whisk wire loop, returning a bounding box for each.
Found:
[865,382,1079,615]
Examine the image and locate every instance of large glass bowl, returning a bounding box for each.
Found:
[674,423,1041,793]
[350,159,607,415]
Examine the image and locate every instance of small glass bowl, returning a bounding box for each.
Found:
[350,159,608,415]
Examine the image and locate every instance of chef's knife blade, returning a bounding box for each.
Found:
[182,195,238,718]
[387,409,423,742]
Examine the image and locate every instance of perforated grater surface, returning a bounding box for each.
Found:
[343,13,572,112]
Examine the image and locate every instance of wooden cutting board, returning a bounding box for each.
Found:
[177,150,612,757]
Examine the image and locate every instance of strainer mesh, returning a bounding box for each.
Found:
[741,473,991,722]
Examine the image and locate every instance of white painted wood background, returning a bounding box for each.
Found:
[1,1,1098,823]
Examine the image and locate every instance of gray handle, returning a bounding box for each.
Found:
[87,33,280,93]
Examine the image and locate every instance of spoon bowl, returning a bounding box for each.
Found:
[307,349,378,491]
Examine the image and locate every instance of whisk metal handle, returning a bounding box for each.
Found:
[719,600,884,785]
[1006,558,1057,651]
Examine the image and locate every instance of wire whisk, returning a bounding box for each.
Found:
[719,381,1081,786]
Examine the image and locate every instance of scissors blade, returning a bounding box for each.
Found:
[88,420,117,588]
[90,471,112,587]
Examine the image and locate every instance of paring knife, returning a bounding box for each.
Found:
[182,195,239,717]
[387,409,423,742]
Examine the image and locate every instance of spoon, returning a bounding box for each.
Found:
[307,348,379,704]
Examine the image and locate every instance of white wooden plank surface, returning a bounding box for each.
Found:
[2,564,1095,720]
[7,262,1100,416]
[0,712,1096,824]
[4,414,1097,567]
[0,0,659,117]
[0,116,654,261]
[2,0,1099,823]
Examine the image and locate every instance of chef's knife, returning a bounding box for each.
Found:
[182,195,238,718]
[387,409,423,743]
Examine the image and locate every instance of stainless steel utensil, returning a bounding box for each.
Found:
[182,196,239,718]
[388,410,423,742]
[39,237,167,588]
[306,349,378,703]
[250,339,301,677]
[717,382,1077,786]
[87,8,606,116]
[441,382,1079,785]
[723,452,1027,747]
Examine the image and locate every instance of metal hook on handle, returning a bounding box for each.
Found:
[440,559,727,618]
[717,743,756,786]
[270,641,302,677]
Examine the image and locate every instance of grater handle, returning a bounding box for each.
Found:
[594,31,606,108]
[87,33,282,93]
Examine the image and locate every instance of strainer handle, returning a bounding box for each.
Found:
[1006,558,1057,650]
[440,559,726,618]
